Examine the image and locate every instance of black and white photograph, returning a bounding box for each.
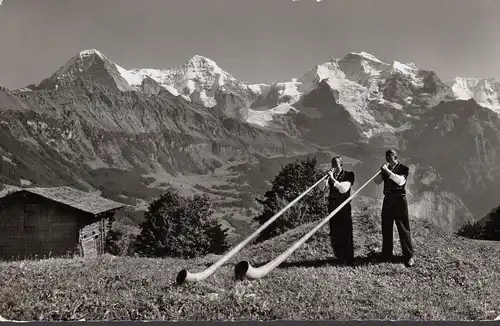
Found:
[0,0,499,322]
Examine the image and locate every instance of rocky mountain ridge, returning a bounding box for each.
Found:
[25,49,500,133]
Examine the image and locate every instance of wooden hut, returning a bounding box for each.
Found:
[0,186,126,260]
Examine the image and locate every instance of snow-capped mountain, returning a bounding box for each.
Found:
[27,49,137,93]
[26,49,269,119]
[250,51,454,137]
[25,49,500,139]
[131,55,268,108]
[451,77,500,114]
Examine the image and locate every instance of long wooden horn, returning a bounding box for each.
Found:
[176,173,330,284]
[234,170,381,280]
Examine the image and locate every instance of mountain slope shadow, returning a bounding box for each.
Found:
[401,98,500,219]
[288,80,363,147]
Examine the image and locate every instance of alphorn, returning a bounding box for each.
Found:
[176,172,331,284]
[234,170,381,280]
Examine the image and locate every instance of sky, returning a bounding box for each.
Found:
[0,0,499,89]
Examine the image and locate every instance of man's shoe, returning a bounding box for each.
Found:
[405,257,415,267]
[379,253,394,262]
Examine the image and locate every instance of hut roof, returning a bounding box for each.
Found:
[1,186,126,215]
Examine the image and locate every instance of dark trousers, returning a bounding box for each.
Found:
[381,195,414,259]
[328,200,354,264]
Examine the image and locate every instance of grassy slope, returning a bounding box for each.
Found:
[0,203,499,321]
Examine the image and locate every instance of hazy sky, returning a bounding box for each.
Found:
[0,0,499,89]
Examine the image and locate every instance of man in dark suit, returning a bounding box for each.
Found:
[322,156,355,266]
[374,149,415,267]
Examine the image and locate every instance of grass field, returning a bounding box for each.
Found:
[0,204,499,321]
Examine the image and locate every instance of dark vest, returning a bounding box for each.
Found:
[328,170,355,204]
[382,162,409,196]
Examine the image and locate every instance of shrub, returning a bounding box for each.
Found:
[253,156,328,242]
[458,205,500,241]
[105,221,137,256]
[482,206,500,241]
[134,188,230,259]
[457,221,485,240]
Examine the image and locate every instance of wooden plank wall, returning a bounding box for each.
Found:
[0,193,81,260]
[79,220,101,258]
[79,218,109,258]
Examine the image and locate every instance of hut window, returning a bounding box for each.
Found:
[23,207,37,233]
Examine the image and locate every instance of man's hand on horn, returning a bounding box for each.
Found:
[380,162,390,173]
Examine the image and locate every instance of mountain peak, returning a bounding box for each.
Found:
[60,48,111,74]
[184,54,222,73]
[188,54,215,63]
[78,49,105,59]
[27,48,136,92]
[344,51,385,64]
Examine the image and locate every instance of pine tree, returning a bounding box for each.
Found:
[254,156,328,242]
